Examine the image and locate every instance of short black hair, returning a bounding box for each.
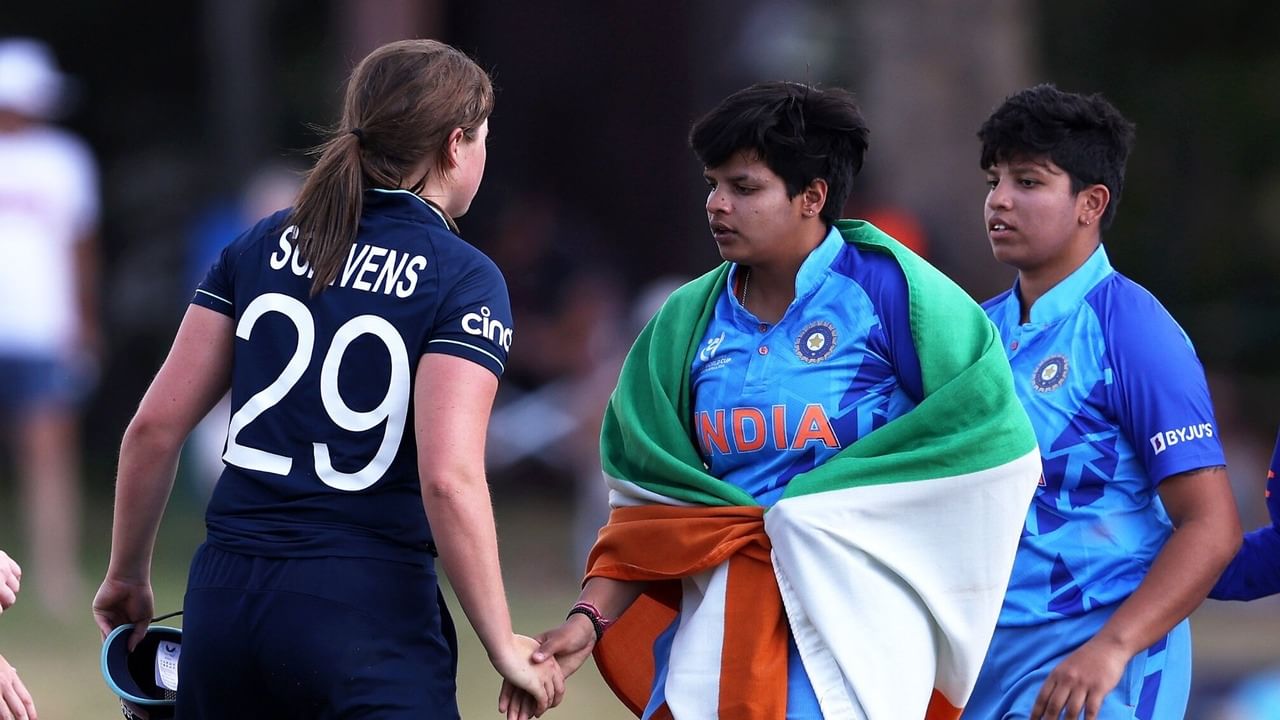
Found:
[978,83,1136,229]
[689,81,869,226]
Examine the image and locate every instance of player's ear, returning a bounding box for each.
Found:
[444,127,466,169]
[801,178,827,218]
[1077,183,1109,226]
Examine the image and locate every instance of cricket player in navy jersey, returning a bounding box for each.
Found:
[92,39,563,719]
[501,82,1041,720]
[965,84,1242,720]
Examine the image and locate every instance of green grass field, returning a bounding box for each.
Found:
[0,482,631,719]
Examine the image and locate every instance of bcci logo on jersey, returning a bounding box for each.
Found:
[1149,423,1215,455]
[795,321,837,364]
[1032,355,1068,392]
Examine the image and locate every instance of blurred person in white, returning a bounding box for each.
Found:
[0,37,100,619]
[0,549,39,719]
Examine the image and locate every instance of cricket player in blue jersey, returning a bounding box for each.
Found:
[1210,427,1280,601]
[92,39,563,719]
[502,81,1040,720]
[966,84,1243,720]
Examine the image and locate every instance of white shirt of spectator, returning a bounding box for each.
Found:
[0,125,98,355]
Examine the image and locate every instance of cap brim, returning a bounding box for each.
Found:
[100,624,182,706]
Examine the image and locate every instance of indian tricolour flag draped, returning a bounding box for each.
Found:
[586,220,1040,720]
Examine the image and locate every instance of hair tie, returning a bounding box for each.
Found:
[349,127,365,144]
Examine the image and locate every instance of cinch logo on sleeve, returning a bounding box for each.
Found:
[461,306,513,351]
[1149,422,1215,454]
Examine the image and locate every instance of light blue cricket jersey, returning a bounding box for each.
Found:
[984,245,1224,626]
[683,226,923,718]
[691,227,924,506]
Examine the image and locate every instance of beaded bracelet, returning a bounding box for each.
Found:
[566,601,614,643]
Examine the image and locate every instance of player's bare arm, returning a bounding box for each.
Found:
[415,354,564,716]
[1032,465,1241,720]
[93,306,233,646]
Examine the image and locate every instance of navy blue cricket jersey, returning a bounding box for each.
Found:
[190,188,513,564]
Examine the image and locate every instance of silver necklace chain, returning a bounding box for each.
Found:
[738,267,750,306]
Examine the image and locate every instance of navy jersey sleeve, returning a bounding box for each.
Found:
[425,253,513,378]
[191,237,238,316]
[190,211,287,317]
[1210,426,1280,601]
[1101,283,1225,483]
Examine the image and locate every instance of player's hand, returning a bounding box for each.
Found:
[1031,637,1129,719]
[92,576,154,650]
[498,685,542,720]
[0,552,20,612]
[498,618,595,720]
[491,634,564,719]
[530,615,596,677]
[0,653,37,720]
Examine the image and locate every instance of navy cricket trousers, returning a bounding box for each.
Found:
[175,543,459,719]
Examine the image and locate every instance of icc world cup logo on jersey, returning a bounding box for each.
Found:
[795,321,837,363]
[1032,354,1069,392]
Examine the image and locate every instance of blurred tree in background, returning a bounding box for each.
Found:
[1035,0,1280,431]
[5,0,1275,461]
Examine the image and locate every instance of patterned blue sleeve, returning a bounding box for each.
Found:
[858,249,924,402]
[1100,285,1225,483]
[1210,427,1280,601]
[879,277,923,403]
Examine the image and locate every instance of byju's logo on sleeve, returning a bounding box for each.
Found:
[1149,422,1215,454]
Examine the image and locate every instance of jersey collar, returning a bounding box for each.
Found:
[727,225,842,309]
[795,226,844,299]
[368,188,460,234]
[1016,244,1114,325]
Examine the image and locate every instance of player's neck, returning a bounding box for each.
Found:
[1016,239,1101,322]
[739,264,797,325]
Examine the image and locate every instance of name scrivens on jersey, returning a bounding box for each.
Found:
[189,188,514,564]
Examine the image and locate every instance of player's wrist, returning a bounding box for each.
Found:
[102,566,151,585]
[1087,628,1138,659]
[566,601,614,644]
[487,632,530,670]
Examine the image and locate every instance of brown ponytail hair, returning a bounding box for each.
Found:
[288,39,494,294]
